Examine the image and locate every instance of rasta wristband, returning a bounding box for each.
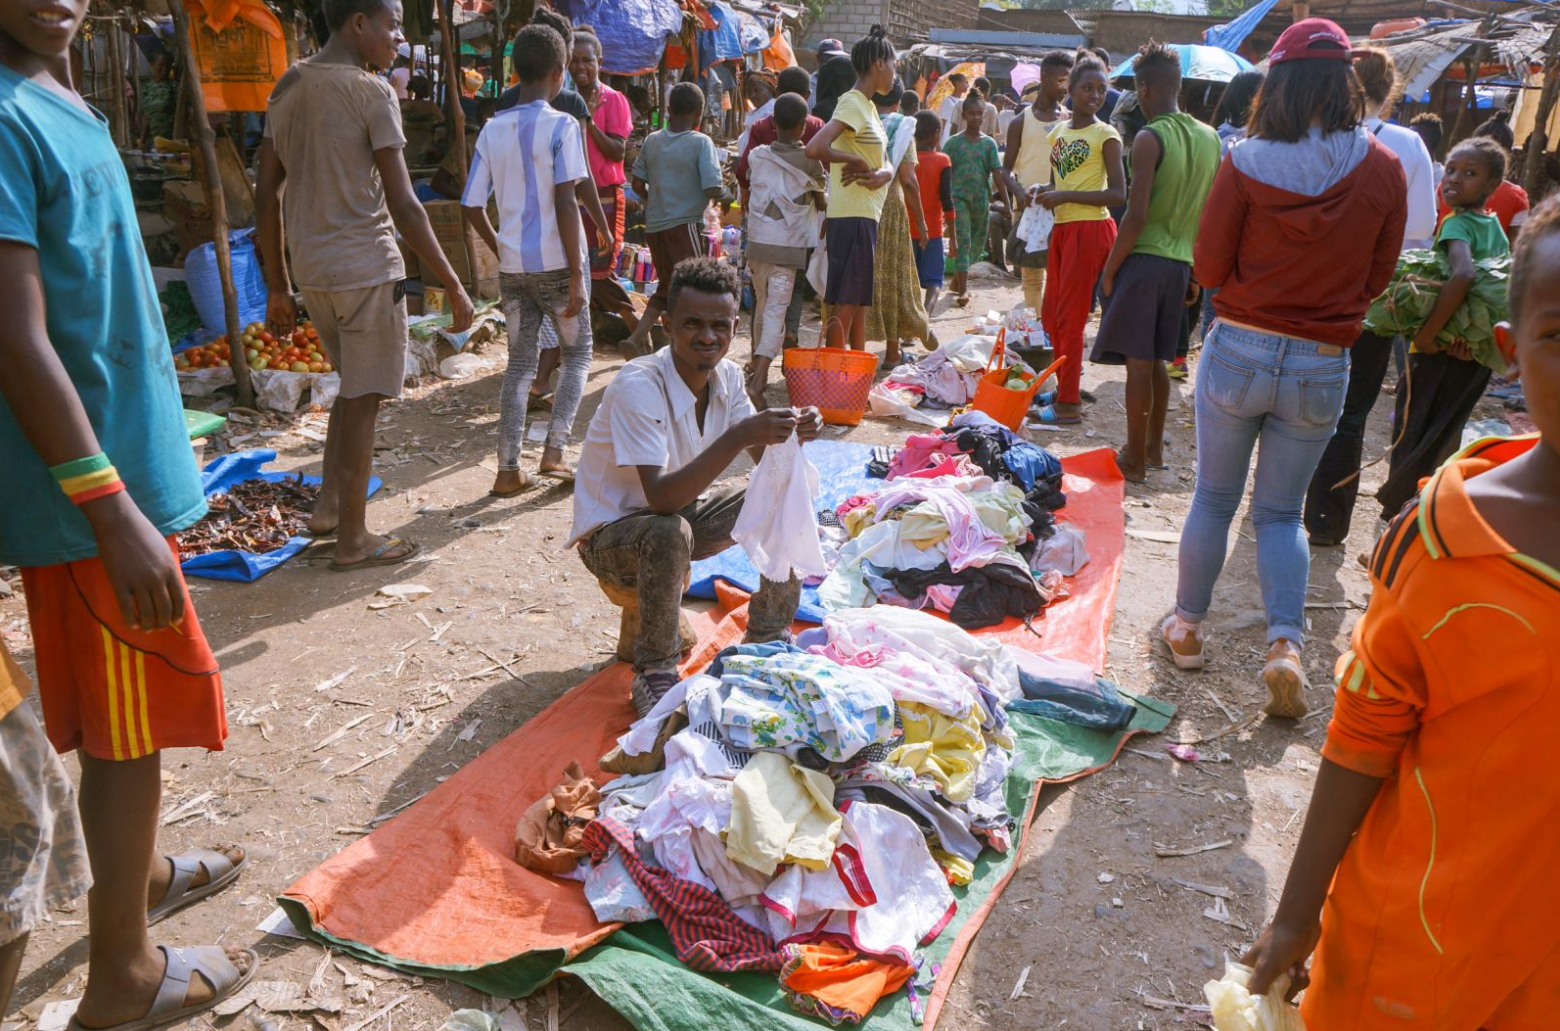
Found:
[51,453,125,505]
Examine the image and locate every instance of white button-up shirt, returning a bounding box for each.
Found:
[568,346,756,546]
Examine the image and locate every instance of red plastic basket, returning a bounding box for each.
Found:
[783,347,880,425]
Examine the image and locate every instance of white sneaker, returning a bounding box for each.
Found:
[1160,613,1206,670]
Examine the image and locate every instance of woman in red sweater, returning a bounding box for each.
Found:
[1162,19,1407,719]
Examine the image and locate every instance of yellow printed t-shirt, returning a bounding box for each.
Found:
[1047,119,1119,225]
[826,89,888,222]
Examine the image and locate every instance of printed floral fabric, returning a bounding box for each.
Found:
[0,699,91,938]
[713,652,895,763]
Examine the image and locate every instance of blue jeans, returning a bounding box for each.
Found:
[1176,322,1350,646]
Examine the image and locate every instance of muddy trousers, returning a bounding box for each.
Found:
[578,485,801,672]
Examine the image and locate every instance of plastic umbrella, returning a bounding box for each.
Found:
[1109,44,1254,84]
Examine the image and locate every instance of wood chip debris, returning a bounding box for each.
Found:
[1009,964,1032,1001]
[331,746,396,778]
[342,994,411,1031]
[176,475,318,556]
[1203,895,1249,930]
[212,979,344,1016]
[1170,877,1233,899]
[313,713,376,751]
[1154,839,1234,858]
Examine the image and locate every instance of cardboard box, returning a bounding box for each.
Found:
[420,199,499,297]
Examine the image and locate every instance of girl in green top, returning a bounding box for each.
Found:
[806,26,897,350]
[941,93,1007,304]
[1381,137,1513,517]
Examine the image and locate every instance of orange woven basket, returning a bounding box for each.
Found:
[783,346,880,425]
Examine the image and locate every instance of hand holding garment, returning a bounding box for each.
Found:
[733,432,829,582]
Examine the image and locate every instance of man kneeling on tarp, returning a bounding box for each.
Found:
[567,257,823,716]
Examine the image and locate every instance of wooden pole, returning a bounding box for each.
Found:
[106,15,129,147]
[1450,51,1479,142]
[170,0,255,408]
[437,0,479,294]
[1523,25,1560,198]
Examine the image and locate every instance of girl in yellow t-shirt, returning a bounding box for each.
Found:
[806,25,897,350]
[1034,56,1125,425]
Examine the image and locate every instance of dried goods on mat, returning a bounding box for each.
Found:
[177,475,319,557]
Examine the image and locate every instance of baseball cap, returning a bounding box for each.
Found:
[1269,18,1359,64]
[818,39,845,57]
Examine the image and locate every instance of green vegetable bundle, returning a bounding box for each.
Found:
[1363,248,1512,373]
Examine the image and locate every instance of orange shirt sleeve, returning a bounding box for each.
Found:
[1322,578,1430,779]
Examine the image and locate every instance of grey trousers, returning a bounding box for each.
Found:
[497,269,593,466]
[578,485,800,672]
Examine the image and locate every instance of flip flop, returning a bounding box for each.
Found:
[1146,461,1169,471]
[1031,404,1082,426]
[537,465,576,483]
[147,847,247,927]
[328,536,422,572]
[304,525,338,541]
[67,944,259,1031]
[527,392,554,412]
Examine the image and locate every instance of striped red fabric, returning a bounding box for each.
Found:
[582,817,784,972]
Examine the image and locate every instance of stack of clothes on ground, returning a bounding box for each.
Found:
[867,335,1027,427]
[514,607,1139,1025]
[816,412,1086,629]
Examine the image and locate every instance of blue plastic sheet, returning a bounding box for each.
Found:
[560,0,683,75]
[698,1,744,68]
[185,230,268,337]
[736,11,769,54]
[180,450,382,583]
[687,440,875,622]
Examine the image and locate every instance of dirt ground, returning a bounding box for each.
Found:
[1,267,1517,1031]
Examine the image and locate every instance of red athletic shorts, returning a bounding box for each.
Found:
[19,538,226,761]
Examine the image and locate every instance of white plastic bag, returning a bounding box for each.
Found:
[805,234,829,297]
[1204,962,1308,1031]
[1016,203,1055,253]
[732,431,828,582]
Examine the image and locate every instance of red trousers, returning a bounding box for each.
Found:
[1041,218,1117,405]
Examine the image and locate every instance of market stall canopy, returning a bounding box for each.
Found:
[557,0,686,75]
[1311,15,1552,99]
[1109,42,1255,84]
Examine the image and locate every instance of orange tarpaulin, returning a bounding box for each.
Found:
[280,448,1129,1010]
[185,0,288,113]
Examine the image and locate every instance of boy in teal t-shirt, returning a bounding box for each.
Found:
[1380,137,1512,518]
[1093,41,1220,482]
[0,0,255,1019]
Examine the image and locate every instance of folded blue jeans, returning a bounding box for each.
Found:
[1175,321,1350,646]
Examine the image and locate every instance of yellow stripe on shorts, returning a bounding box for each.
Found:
[119,640,139,759]
[136,649,153,757]
[102,626,124,761]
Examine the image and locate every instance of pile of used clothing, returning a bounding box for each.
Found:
[514,607,1140,1025]
[867,335,1030,427]
[815,412,1085,629]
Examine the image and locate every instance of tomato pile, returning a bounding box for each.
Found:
[175,321,334,374]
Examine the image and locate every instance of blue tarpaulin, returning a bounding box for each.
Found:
[181,450,382,583]
[688,440,874,622]
[559,0,683,76]
[698,1,745,69]
[1203,0,1283,55]
[736,10,770,55]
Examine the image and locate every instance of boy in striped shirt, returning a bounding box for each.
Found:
[463,24,593,495]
